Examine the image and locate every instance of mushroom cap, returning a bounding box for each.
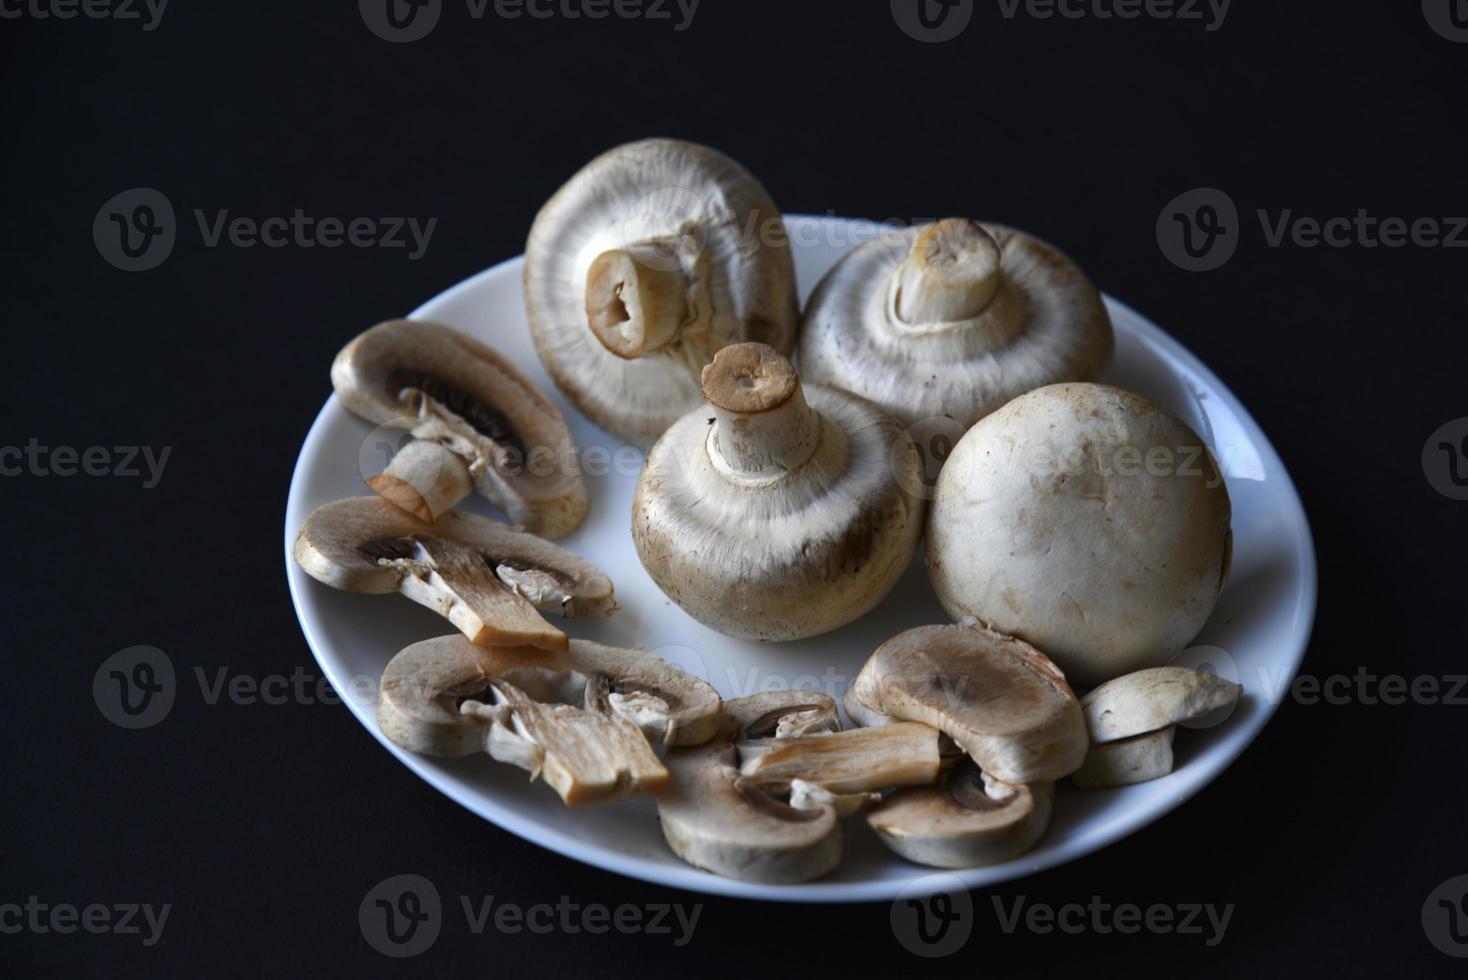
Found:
[1082,666,1242,743]
[846,623,1088,784]
[524,139,799,446]
[632,384,924,641]
[798,220,1113,427]
[927,383,1233,689]
[867,761,1054,869]
[658,692,843,884]
[331,318,587,538]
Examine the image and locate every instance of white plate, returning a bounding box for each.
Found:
[285,216,1316,902]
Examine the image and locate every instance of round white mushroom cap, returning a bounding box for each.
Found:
[632,343,924,641]
[524,139,799,446]
[927,383,1233,689]
[799,218,1113,427]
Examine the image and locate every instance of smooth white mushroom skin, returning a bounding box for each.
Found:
[1071,727,1176,789]
[525,139,799,447]
[633,344,925,641]
[868,762,1054,869]
[799,219,1113,427]
[366,438,473,523]
[927,383,1233,690]
[1082,667,1243,743]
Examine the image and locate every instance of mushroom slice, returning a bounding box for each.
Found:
[524,139,800,446]
[1071,727,1176,789]
[927,383,1233,689]
[293,496,614,652]
[658,692,844,883]
[867,760,1054,869]
[846,624,1088,784]
[332,319,588,537]
[633,343,925,641]
[739,722,942,796]
[1082,667,1243,743]
[377,636,721,806]
[799,218,1113,427]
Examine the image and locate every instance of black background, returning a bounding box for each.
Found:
[4,1,1466,975]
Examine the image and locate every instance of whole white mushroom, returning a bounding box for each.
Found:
[926,383,1232,689]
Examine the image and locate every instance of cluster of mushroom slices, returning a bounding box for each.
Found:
[293,497,614,653]
[378,635,722,805]
[798,218,1114,428]
[524,138,800,447]
[633,342,924,641]
[1073,666,1244,789]
[332,318,587,537]
[927,382,1234,690]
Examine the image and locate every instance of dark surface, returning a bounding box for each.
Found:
[4,1,1466,975]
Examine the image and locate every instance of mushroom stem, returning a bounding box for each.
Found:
[890,219,1029,349]
[367,439,472,523]
[585,242,691,359]
[699,343,821,480]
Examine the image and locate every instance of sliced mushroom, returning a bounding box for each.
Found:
[293,496,614,652]
[632,342,924,641]
[377,635,721,805]
[738,722,942,798]
[332,319,588,537]
[927,383,1233,689]
[799,218,1113,427]
[844,624,1087,784]
[1082,666,1243,743]
[1071,727,1176,789]
[524,139,799,446]
[658,692,844,883]
[867,760,1054,869]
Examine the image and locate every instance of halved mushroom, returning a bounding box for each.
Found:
[293,496,614,652]
[1071,727,1176,789]
[867,760,1054,869]
[524,139,799,446]
[799,218,1113,427]
[927,383,1233,689]
[738,722,942,800]
[844,624,1087,784]
[377,635,722,805]
[632,342,924,641]
[657,692,844,883]
[333,319,588,537]
[1082,667,1243,743]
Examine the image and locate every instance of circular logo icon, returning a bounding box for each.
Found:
[1423,0,1468,42]
[890,873,973,957]
[94,188,176,272]
[894,416,968,501]
[649,644,711,685]
[1156,188,1239,272]
[93,646,176,729]
[359,874,442,958]
[891,0,974,43]
[360,0,442,43]
[1423,875,1468,957]
[1423,418,1468,501]
[1169,645,1241,729]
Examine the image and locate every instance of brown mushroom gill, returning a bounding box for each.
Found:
[732,772,824,823]
[387,369,526,456]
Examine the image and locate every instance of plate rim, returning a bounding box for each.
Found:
[284,215,1317,903]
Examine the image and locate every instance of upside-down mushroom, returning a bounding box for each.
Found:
[799,218,1113,427]
[524,139,799,446]
[333,319,588,537]
[293,496,614,652]
[632,342,924,641]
